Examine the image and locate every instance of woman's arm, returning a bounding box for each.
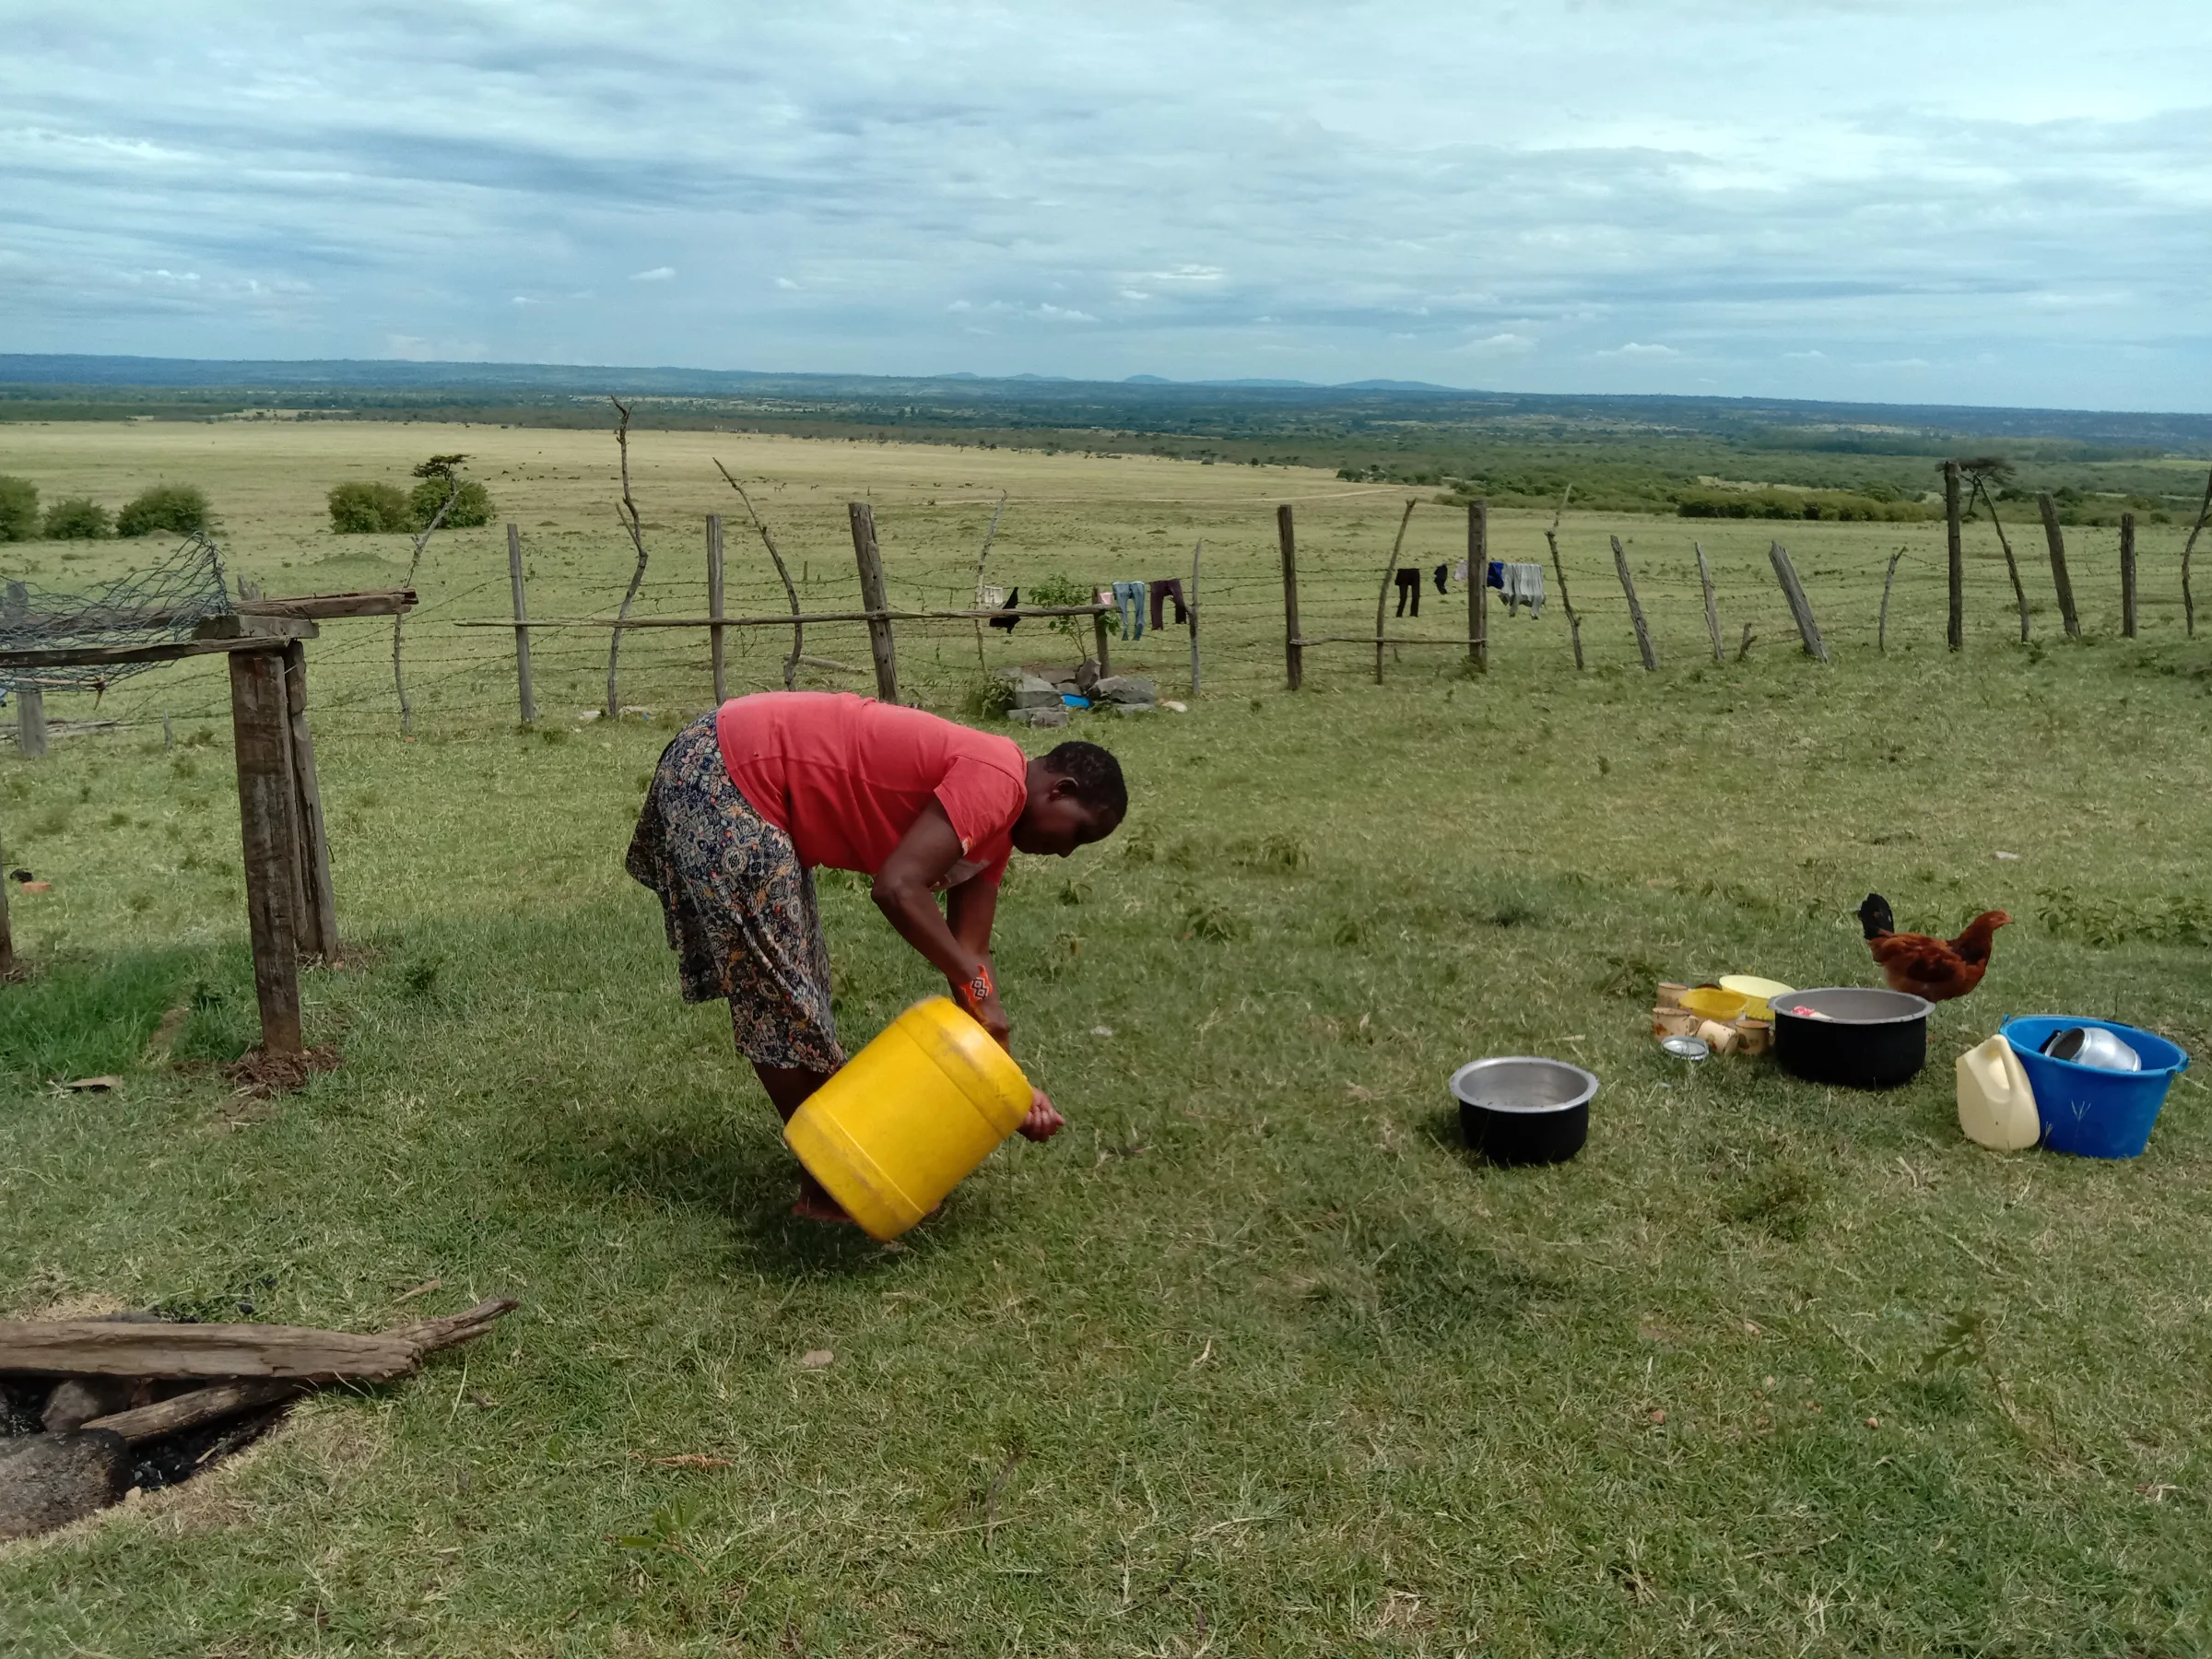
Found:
[871,800,1011,1044]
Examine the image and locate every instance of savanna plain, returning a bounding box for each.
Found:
[3,420,2210,1656]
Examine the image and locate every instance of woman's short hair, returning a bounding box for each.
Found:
[1041,740,1126,817]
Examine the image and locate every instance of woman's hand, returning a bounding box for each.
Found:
[1018,1088,1065,1142]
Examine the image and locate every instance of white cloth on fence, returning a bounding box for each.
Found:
[1452,559,1469,583]
[1500,563,1546,618]
[977,583,1007,609]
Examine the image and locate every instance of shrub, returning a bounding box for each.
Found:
[406,477,493,531]
[1028,574,1105,641]
[115,483,210,537]
[0,476,37,541]
[43,497,112,539]
[327,481,413,534]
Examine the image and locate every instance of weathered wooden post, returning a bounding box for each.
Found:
[281,641,338,962]
[1467,500,1488,673]
[1694,542,1724,664]
[1879,550,1904,653]
[2036,493,2080,639]
[4,582,44,760]
[1610,535,1658,671]
[1187,539,1203,697]
[1769,542,1829,662]
[228,648,304,1055]
[1277,505,1303,690]
[706,514,728,705]
[848,503,900,703]
[0,824,13,978]
[1373,499,1418,685]
[1091,608,1112,677]
[2182,466,2211,639]
[505,524,535,725]
[1944,460,1964,651]
[1545,523,1585,670]
[2121,512,2138,639]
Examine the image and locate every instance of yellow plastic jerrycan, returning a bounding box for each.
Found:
[1956,1034,2040,1151]
[784,997,1032,1240]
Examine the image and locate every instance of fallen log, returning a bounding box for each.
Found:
[0,1322,419,1382]
[74,1299,520,1442]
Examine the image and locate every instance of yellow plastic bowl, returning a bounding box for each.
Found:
[1718,975,1794,1021]
[1679,986,1751,1022]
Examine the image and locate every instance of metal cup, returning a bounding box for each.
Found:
[2042,1026,2142,1072]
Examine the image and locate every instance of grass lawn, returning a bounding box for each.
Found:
[4,425,2211,1655]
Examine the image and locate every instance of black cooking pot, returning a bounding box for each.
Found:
[1449,1056,1598,1165]
[1771,987,1931,1089]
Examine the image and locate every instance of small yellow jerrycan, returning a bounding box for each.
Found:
[784,997,1032,1240]
[1956,1034,2040,1151]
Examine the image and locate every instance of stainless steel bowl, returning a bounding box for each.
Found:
[2042,1026,2142,1072]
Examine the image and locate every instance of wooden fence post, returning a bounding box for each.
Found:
[2037,493,2080,639]
[848,503,900,703]
[1879,550,1904,653]
[1693,542,1724,663]
[4,581,44,760]
[0,824,13,978]
[1944,460,1963,651]
[1468,500,1488,673]
[1277,505,1303,690]
[1188,539,1203,698]
[2181,466,2211,640]
[1769,542,1829,662]
[1374,500,1418,685]
[1092,609,1112,677]
[281,641,338,962]
[505,524,535,725]
[1545,525,1584,670]
[1610,535,1658,671]
[228,648,304,1055]
[2121,512,2138,639]
[706,514,727,705]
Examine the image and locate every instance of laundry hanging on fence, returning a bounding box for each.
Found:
[1394,568,1422,618]
[976,583,1007,610]
[1148,577,1188,629]
[1432,564,1449,595]
[1487,560,1505,590]
[1111,580,1147,640]
[988,586,1022,631]
[1499,563,1546,618]
[1453,559,1468,583]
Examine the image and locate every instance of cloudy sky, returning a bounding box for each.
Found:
[6,2,2209,408]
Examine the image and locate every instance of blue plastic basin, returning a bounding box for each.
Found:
[2001,1017,2190,1159]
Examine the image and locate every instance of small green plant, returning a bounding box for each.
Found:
[1028,575,1107,641]
[407,476,493,531]
[0,476,38,541]
[327,481,412,534]
[963,676,1019,720]
[615,1499,706,1575]
[116,484,211,537]
[399,955,444,1000]
[1182,899,1245,942]
[42,497,111,539]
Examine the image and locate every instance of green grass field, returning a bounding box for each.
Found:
[4,423,2211,1655]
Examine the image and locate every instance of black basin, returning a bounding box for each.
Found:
[1771,987,1931,1090]
[1450,1057,1598,1166]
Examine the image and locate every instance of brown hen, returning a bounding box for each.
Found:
[1858,893,2008,1002]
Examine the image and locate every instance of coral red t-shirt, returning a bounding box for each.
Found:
[716,692,1029,888]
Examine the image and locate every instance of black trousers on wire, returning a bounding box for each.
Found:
[1394,568,1421,618]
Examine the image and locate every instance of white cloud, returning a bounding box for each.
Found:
[1036,303,1097,323]
[775,276,800,289]
[1455,331,1536,355]
[1603,342,1679,358]
[629,266,676,282]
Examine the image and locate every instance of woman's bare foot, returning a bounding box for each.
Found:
[792,1171,854,1224]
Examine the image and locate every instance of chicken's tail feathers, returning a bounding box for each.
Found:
[1859,892,1895,939]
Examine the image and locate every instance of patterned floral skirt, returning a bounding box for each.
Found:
[625,714,843,1072]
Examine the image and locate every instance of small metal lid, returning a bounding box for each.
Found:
[1661,1035,1711,1061]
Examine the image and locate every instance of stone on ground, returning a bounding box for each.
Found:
[0,1430,130,1538]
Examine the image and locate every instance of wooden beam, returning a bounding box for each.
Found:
[1610,535,1658,671]
[282,641,338,961]
[81,1380,301,1444]
[194,614,316,641]
[0,1322,418,1382]
[507,524,536,725]
[0,627,320,672]
[235,589,418,619]
[2037,493,2080,639]
[847,503,900,703]
[229,649,304,1055]
[1277,505,1303,690]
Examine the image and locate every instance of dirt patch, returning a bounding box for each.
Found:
[220,1046,341,1097]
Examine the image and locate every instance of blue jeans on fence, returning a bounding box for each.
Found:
[1112,581,1146,641]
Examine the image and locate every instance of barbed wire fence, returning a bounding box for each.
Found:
[8,491,2200,750]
